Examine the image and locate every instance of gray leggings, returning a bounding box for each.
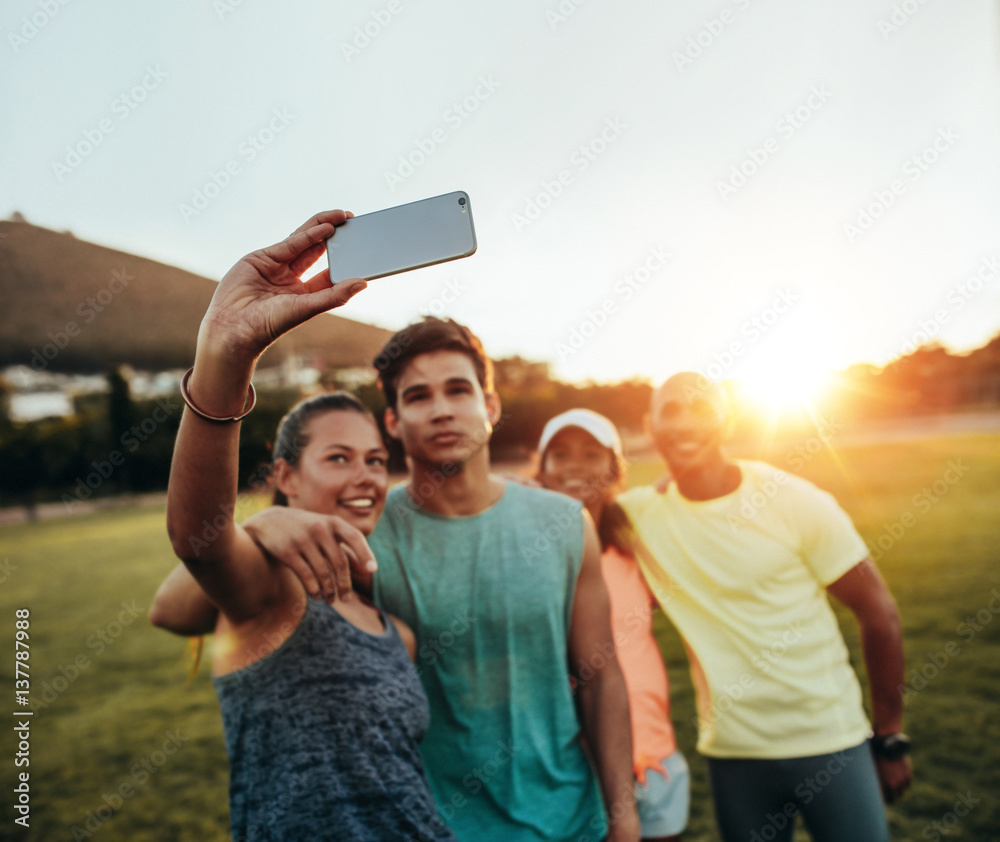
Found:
[706,741,890,842]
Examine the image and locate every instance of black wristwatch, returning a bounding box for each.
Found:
[871,732,911,760]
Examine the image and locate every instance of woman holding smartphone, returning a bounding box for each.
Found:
[157,211,454,842]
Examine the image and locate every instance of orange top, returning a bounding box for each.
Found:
[602,545,677,782]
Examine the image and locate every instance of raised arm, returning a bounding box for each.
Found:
[164,212,370,620]
[569,514,641,842]
[827,558,912,803]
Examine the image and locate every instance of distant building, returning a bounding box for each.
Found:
[1,360,379,423]
[2,366,107,422]
[8,391,74,422]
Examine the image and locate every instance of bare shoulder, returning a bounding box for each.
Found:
[211,567,310,673]
[389,614,417,661]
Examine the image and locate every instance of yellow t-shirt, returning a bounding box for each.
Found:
[619,460,871,759]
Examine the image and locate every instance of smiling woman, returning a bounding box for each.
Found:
[270,392,388,531]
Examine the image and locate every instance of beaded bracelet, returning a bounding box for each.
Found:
[180,367,257,423]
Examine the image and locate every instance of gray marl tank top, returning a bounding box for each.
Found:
[213,596,455,841]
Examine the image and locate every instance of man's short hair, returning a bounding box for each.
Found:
[374,316,494,409]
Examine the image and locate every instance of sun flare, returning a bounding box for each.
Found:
[737,362,835,416]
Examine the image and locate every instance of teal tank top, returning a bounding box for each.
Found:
[371,482,607,842]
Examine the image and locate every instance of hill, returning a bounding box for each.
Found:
[0,220,393,373]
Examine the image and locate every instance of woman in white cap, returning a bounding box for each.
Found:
[536,409,690,842]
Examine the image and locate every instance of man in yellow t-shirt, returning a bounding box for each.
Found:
[618,372,911,842]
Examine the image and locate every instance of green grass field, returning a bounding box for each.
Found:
[1,431,998,841]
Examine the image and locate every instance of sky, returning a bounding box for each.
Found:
[3,0,999,396]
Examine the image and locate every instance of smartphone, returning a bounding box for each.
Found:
[326,191,477,283]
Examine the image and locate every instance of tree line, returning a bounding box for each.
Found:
[2,335,998,511]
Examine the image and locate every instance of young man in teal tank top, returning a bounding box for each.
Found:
[374,317,640,841]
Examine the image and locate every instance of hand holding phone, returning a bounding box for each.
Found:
[326,191,477,283]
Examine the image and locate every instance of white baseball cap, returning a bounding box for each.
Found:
[537,408,623,458]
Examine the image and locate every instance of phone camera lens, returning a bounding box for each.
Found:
[458,197,466,205]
